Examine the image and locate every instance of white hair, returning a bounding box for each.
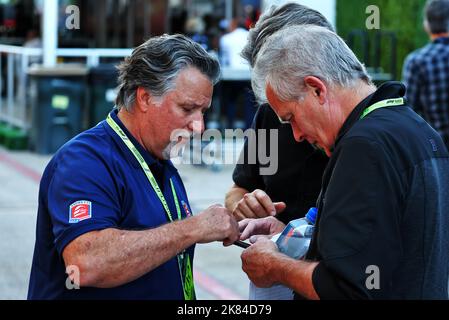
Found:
[252,25,372,104]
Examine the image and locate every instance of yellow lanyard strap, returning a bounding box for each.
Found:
[107,114,195,300]
[360,98,405,120]
[107,114,181,222]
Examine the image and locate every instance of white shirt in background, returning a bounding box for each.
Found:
[219,28,250,70]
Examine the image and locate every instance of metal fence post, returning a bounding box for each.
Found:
[7,53,14,128]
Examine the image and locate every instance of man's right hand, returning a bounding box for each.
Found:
[195,204,240,246]
[232,189,286,221]
[239,216,286,242]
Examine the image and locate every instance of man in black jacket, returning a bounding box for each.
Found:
[240,25,449,299]
[225,3,330,224]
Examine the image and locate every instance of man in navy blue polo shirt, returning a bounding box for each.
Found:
[28,34,240,300]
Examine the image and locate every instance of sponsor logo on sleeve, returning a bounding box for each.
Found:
[181,200,192,218]
[69,201,92,223]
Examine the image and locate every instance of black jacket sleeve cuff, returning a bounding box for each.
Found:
[312,262,365,300]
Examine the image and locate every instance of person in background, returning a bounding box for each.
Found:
[403,0,449,149]
[225,3,331,224]
[185,16,209,51]
[243,4,261,30]
[219,17,255,129]
[219,17,249,69]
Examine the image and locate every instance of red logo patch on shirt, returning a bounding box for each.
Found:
[181,201,192,217]
[69,201,92,223]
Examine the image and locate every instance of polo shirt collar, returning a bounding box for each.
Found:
[108,109,177,171]
[334,81,406,148]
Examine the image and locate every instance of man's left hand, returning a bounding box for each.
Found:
[240,237,280,288]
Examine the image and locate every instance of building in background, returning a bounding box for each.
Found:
[0,0,268,49]
[2,0,422,153]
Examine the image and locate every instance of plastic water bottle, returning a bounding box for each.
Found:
[249,208,318,300]
[275,207,317,259]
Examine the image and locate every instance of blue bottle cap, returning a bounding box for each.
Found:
[306,207,318,225]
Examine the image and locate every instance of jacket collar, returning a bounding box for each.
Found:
[333,81,406,148]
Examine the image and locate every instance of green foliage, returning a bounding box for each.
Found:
[337,0,428,81]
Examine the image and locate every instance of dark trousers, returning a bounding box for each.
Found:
[221,80,256,130]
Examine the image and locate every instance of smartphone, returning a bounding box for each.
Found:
[233,240,250,249]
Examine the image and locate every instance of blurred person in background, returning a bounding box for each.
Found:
[403,0,449,149]
[219,17,249,69]
[225,3,331,224]
[219,17,256,129]
[243,4,260,29]
[185,16,209,51]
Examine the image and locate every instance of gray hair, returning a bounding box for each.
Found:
[241,3,335,68]
[425,0,449,34]
[252,25,372,104]
[116,34,220,111]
